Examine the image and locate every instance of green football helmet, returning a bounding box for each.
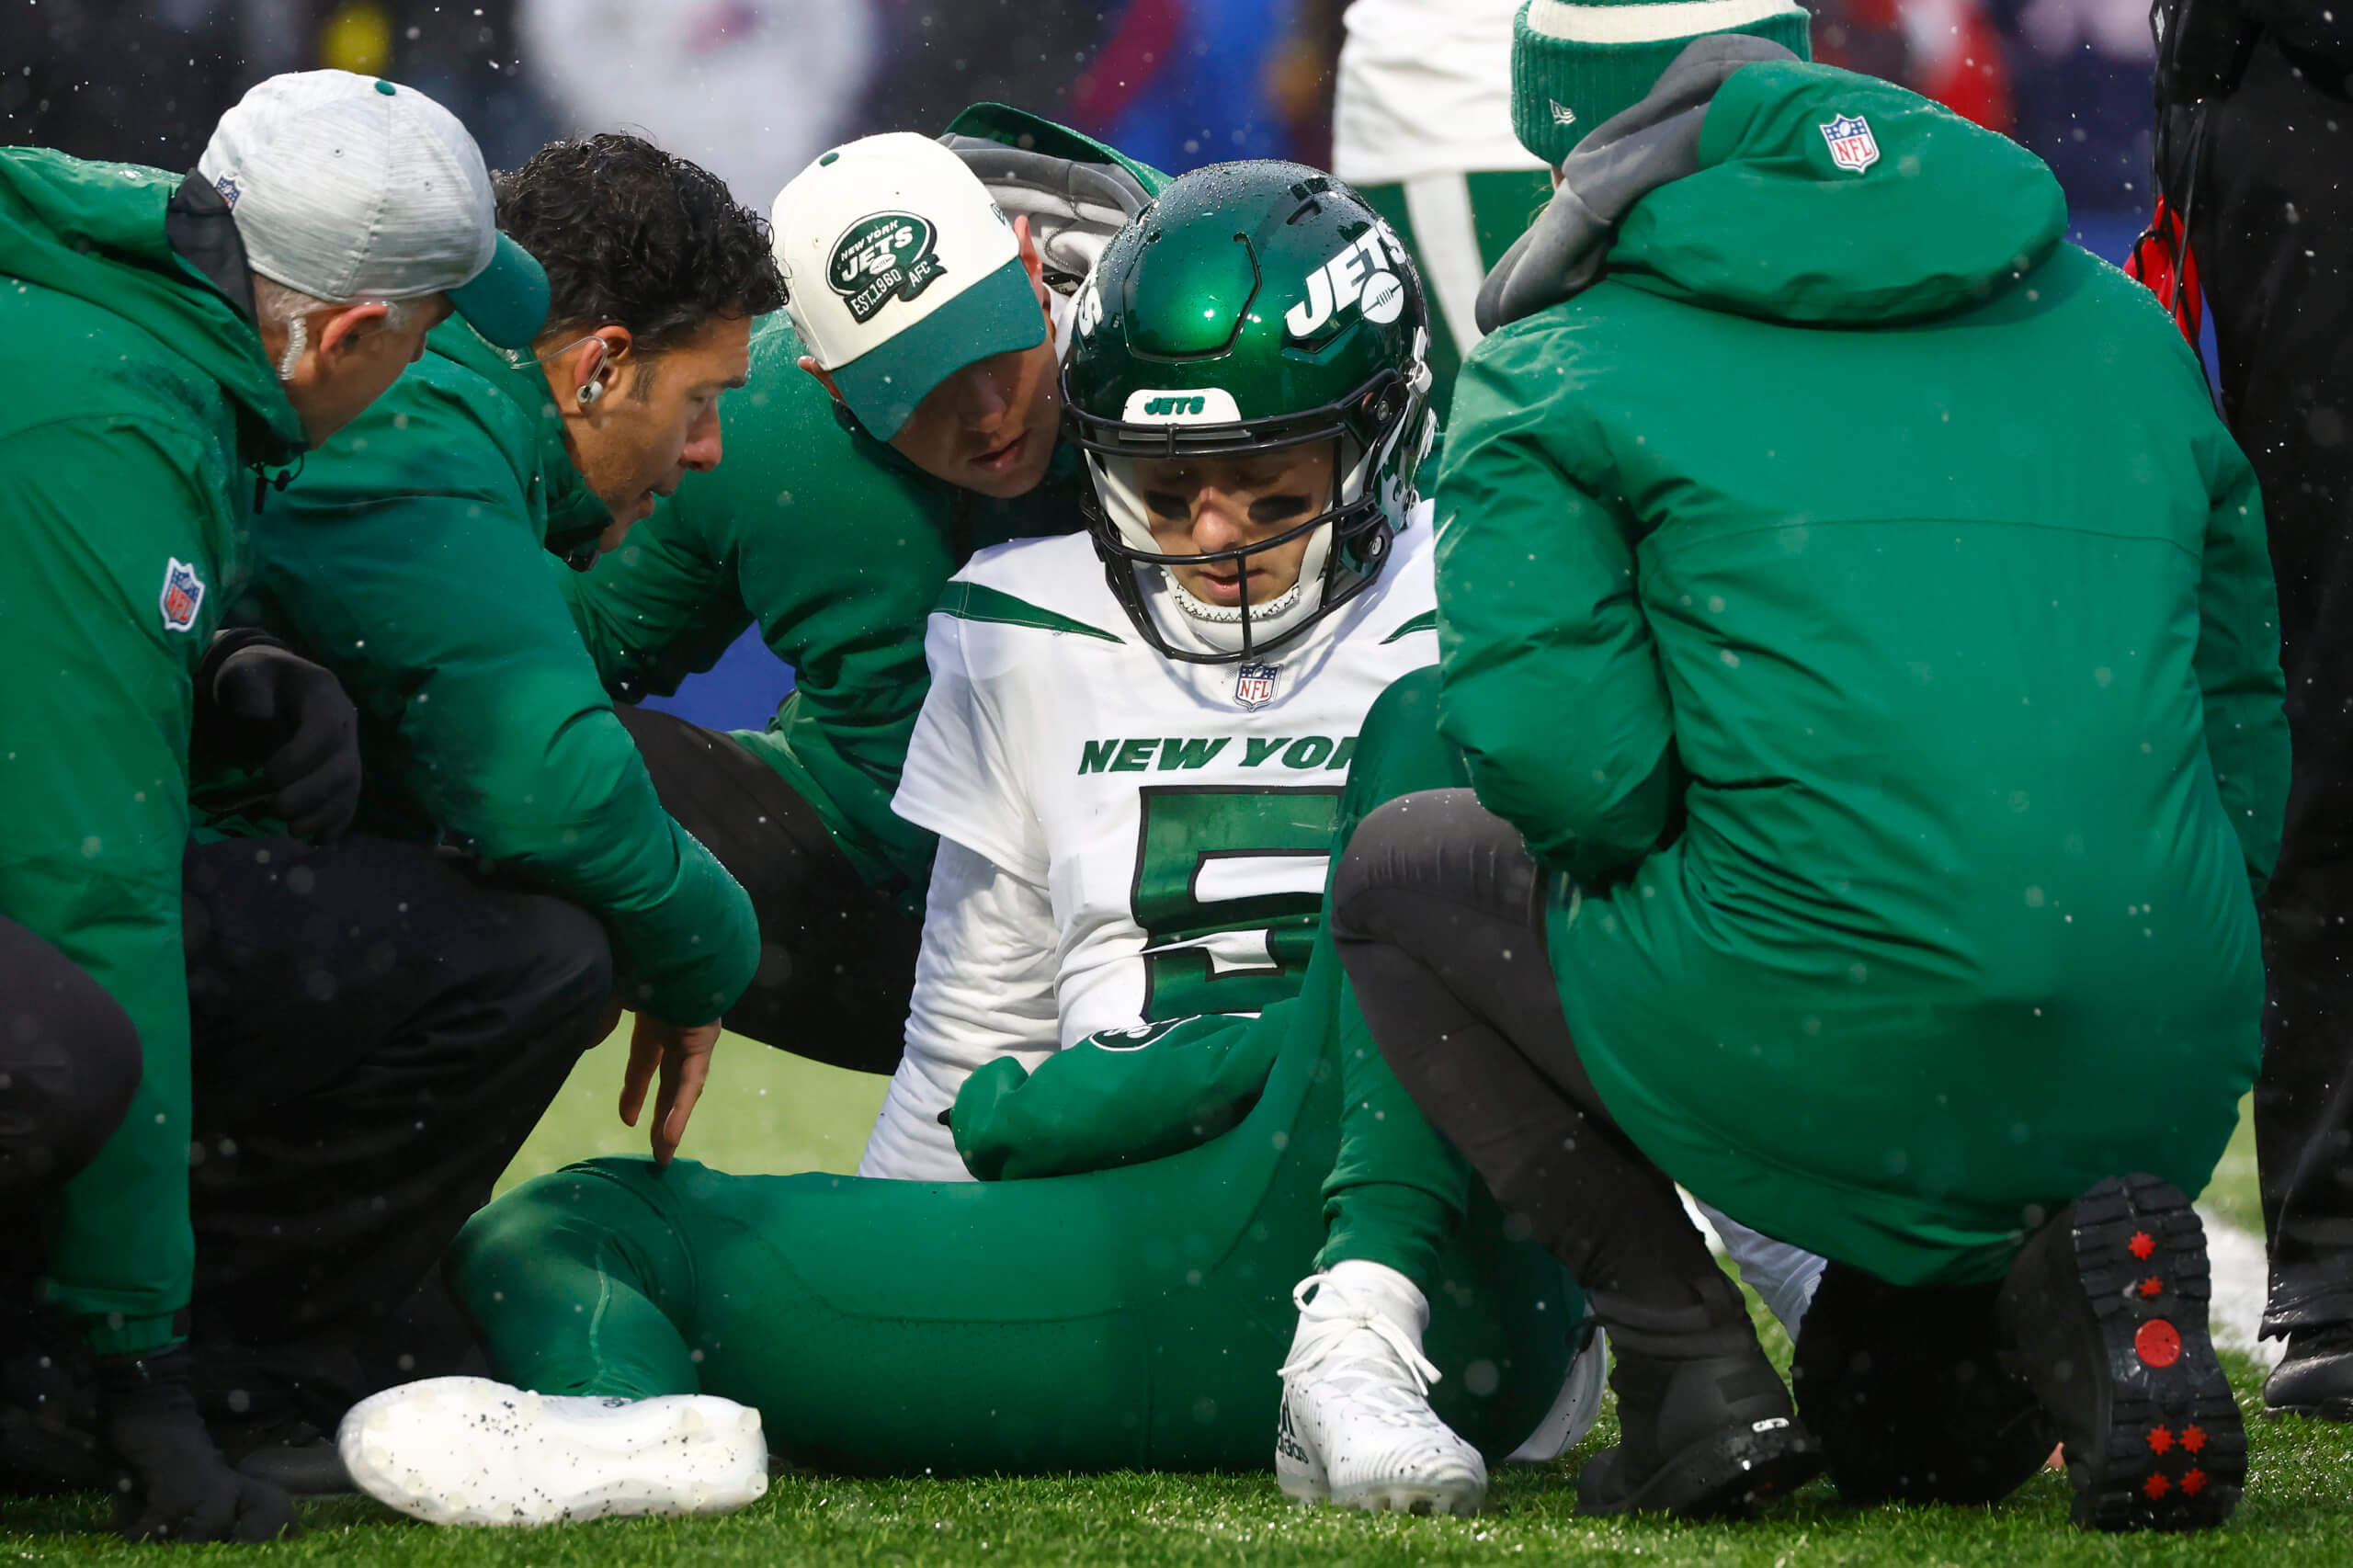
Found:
[1062,161,1436,664]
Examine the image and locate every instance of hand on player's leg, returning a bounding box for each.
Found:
[620,1015,722,1165]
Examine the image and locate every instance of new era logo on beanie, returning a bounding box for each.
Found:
[199,69,547,347]
[774,133,1047,440]
[1512,0,1813,165]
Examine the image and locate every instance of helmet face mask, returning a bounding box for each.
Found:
[1062,163,1436,665]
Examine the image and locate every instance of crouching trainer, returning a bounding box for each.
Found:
[560,109,1163,1066]
[183,135,783,1452]
[329,164,1620,1528]
[1330,0,2286,1534]
[0,71,547,1540]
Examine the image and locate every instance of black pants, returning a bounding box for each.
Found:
[0,835,610,1465]
[0,918,142,1203]
[618,705,923,1073]
[0,922,140,1485]
[177,835,611,1427]
[1327,788,1751,1358]
[2172,34,2353,1335]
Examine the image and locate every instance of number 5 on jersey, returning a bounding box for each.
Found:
[1131,784,1343,1021]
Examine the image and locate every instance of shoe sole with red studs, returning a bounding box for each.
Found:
[1999,1173,2245,1532]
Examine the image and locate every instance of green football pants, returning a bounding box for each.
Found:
[1313,667,1489,1288]
[1354,172,1554,426]
[449,670,1576,1474]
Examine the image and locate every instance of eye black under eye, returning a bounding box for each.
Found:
[1248,494,1311,524]
[1143,492,1191,519]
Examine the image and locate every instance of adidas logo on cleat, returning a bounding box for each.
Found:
[1276,1403,1312,1464]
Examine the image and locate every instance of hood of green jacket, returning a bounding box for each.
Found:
[1478,45,2067,332]
[0,149,302,460]
[426,315,614,564]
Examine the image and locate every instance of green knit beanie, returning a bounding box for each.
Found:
[1512,0,1813,165]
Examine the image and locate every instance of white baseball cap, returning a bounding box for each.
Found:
[773,132,1046,439]
[199,69,548,348]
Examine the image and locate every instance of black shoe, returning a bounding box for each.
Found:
[1996,1173,2245,1531]
[2263,1321,2353,1422]
[0,1307,110,1492]
[232,1433,353,1497]
[1794,1263,2056,1506]
[1576,1342,1824,1517]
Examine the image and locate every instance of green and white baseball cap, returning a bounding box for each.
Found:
[199,69,548,347]
[773,132,1046,439]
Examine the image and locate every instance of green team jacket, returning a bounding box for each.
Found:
[248,319,757,1024]
[0,151,304,1354]
[1435,62,2288,1285]
[560,108,1165,889]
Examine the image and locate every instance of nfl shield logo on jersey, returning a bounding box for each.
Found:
[1818,114,1880,174]
[1234,663,1280,710]
[159,557,205,632]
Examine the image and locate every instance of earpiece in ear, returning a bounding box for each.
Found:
[575,335,612,407]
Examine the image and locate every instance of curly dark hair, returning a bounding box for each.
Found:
[494,134,784,358]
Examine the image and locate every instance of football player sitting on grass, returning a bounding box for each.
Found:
[326,159,1823,1528]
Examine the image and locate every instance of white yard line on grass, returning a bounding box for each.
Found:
[2200,1207,2282,1369]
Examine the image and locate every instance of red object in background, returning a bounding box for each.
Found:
[1811,0,2015,132]
[1069,0,1186,133]
[2127,197,2207,347]
[1910,0,2015,134]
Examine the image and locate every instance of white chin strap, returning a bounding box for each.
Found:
[1150,522,1331,654]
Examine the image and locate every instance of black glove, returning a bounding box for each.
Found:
[194,631,361,842]
[98,1348,296,1543]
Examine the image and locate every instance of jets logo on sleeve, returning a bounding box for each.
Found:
[160,558,205,632]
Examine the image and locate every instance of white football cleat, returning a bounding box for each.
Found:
[337,1375,768,1528]
[1277,1260,1487,1516]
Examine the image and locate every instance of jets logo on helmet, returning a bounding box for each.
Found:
[827,211,948,324]
[1122,388,1245,424]
[1062,161,1436,665]
[1074,278,1107,338]
[1284,224,1414,338]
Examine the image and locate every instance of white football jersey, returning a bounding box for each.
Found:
[858,516,1438,1180]
[1332,0,1544,187]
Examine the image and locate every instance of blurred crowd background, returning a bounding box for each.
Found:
[4,0,2161,239]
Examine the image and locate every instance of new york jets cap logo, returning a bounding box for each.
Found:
[827,210,949,325]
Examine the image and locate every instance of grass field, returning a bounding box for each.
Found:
[5,1036,2347,1563]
